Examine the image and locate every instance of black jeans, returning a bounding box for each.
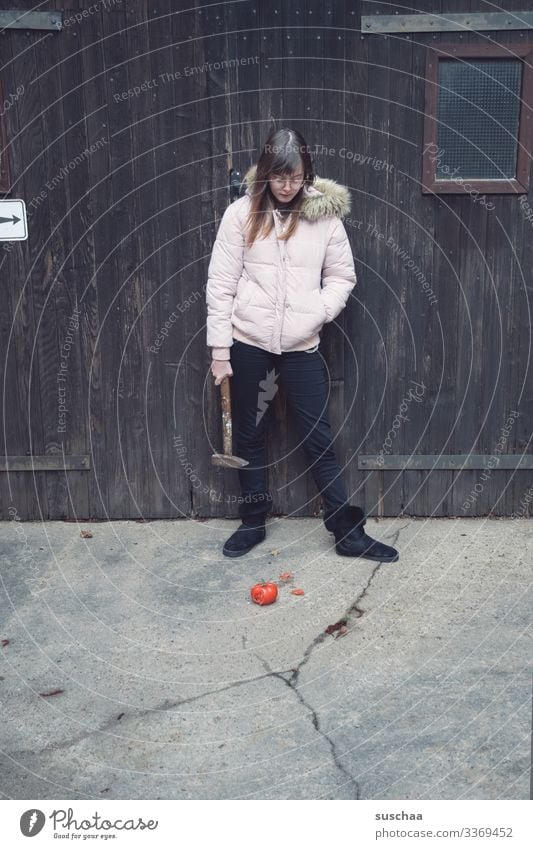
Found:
[229,338,349,525]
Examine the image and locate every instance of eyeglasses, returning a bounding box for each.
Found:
[270,173,305,188]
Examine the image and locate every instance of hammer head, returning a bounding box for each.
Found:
[211,453,249,469]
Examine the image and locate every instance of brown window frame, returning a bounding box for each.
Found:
[0,80,12,194]
[422,43,533,195]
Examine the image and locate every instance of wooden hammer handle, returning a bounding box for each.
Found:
[219,375,233,457]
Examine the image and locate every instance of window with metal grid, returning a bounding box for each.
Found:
[436,59,522,180]
[422,44,533,195]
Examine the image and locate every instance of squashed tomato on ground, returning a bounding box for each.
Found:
[250,582,278,606]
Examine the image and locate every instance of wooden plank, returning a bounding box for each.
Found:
[405,8,459,519]
[29,28,90,519]
[144,3,198,518]
[315,0,348,521]
[28,35,67,520]
[0,31,34,520]
[79,12,113,274]
[30,259,72,520]
[57,22,99,271]
[475,198,517,517]
[505,26,533,520]
[448,146,489,515]
[112,8,162,519]
[91,1,157,519]
[130,3,176,519]
[481,26,533,517]
[0,79,13,193]
[375,33,414,519]
[32,29,69,271]
[358,2,392,518]
[343,4,369,517]
[77,9,110,519]
[180,1,233,518]
[99,5,139,518]
[404,0,458,519]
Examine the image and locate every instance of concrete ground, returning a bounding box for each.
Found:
[0,515,531,800]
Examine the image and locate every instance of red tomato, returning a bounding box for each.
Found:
[250,582,278,606]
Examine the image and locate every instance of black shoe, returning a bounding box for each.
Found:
[328,505,399,563]
[222,518,266,558]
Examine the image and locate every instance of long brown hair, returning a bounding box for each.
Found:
[243,127,315,247]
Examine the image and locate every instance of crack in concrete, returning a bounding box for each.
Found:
[256,654,360,799]
[342,560,384,622]
[383,521,410,545]
[8,670,294,757]
[290,560,386,685]
[337,521,408,624]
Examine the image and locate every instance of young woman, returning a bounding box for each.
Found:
[206,128,399,563]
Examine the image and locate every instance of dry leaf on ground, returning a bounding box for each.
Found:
[325,620,347,635]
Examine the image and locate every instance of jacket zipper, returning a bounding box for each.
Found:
[273,210,288,353]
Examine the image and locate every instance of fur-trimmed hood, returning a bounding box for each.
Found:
[242,164,351,221]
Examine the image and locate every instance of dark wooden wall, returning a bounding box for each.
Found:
[1,0,532,520]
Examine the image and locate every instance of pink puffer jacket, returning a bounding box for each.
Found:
[206,164,357,359]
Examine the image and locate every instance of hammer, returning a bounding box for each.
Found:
[212,375,249,468]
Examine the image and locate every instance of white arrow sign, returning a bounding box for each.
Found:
[0,199,28,241]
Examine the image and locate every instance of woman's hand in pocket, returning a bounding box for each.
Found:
[211,359,233,386]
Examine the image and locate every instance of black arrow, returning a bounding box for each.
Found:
[0,215,21,225]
